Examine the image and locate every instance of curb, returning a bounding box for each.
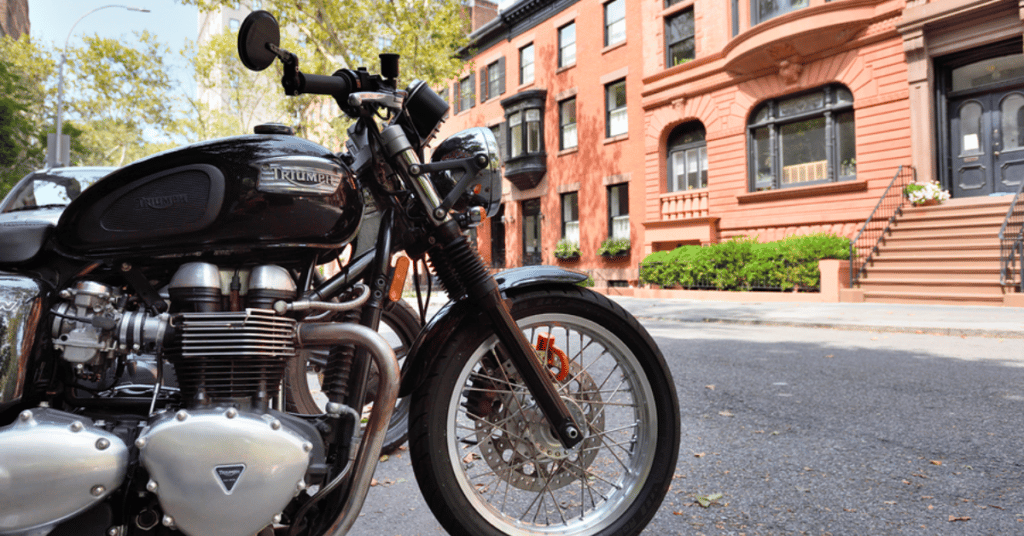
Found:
[631,315,1024,339]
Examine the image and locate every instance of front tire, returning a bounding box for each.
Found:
[409,287,680,536]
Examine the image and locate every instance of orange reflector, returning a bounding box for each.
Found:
[388,256,410,302]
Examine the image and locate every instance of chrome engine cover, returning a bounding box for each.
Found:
[0,408,128,536]
[137,407,313,536]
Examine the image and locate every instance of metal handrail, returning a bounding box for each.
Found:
[998,179,1024,293]
[849,165,916,287]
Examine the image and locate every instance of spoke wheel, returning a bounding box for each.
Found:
[410,287,679,536]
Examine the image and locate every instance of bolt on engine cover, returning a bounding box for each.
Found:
[137,408,312,536]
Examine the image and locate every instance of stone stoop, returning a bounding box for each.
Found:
[857,195,1016,306]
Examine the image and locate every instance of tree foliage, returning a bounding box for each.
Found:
[181,0,469,92]
[68,32,180,166]
[0,31,181,184]
[0,59,39,193]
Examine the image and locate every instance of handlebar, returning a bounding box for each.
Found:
[298,73,352,97]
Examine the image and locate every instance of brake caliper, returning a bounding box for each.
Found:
[535,333,569,382]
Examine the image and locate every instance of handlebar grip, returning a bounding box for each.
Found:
[299,73,351,97]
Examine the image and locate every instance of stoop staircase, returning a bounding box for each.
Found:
[857,196,1013,305]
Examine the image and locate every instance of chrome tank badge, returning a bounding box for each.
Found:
[255,156,346,196]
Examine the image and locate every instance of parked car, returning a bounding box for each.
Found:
[0,167,114,223]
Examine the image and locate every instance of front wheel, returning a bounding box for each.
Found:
[409,287,680,536]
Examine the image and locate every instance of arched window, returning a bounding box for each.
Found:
[748,84,856,192]
[666,122,707,192]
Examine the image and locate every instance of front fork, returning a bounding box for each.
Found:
[380,124,582,449]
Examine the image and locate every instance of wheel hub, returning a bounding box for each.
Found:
[472,358,604,491]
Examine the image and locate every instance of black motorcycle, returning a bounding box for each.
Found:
[0,10,680,536]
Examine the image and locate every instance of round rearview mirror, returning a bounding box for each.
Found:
[238,10,280,71]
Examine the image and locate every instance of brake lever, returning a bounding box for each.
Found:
[348,92,405,111]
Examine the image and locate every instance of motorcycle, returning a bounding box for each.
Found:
[0,167,422,455]
[0,9,680,536]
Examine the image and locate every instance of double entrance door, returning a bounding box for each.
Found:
[947,48,1024,198]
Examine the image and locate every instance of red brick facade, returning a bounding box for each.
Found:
[437,0,1024,285]
[0,0,29,39]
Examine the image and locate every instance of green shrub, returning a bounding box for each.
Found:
[639,233,851,291]
[597,238,631,256]
[554,239,581,259]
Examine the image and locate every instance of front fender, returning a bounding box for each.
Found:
[398,265,586,397]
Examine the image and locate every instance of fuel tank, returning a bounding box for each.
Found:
[57,135,363,258]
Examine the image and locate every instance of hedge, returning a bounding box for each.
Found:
[639,234,851,292]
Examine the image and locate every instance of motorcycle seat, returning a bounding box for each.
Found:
[0,220,53,264]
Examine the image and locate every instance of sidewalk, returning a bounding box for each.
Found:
[606,296,1024,339]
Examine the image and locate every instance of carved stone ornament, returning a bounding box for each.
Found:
[779,60,803,85]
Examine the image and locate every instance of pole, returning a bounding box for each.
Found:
[54,5,150,167]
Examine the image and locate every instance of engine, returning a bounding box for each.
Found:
[50,262,301,408]
[0,262,333,536]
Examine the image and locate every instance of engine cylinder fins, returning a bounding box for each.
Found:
[165,310,297,404]
[0,408,129,535]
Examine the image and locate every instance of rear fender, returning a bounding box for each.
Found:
[398,266,586,397]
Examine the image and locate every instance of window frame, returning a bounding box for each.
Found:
[456,74,475,114]
[751,0,809,26]
[607,183,629,239]
[559,97,577,150]
[665,7,695,68]
[747,84,856,192]
[519,43,535,85]
[605,79,628,138]
[667,122,708,192]
[604,0,626,48]
[507,108,543,158]
[480,58,505,102]
[558,22,577,68]
[561,191,580,242]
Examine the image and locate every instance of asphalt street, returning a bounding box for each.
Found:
[347,299,1024,535]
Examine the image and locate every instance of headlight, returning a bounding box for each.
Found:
[430,127,503,219]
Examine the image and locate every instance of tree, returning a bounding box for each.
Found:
[67,32,181,166]
[180,0,470,144]
[0,59,40,194]
[180,28,302,142]
[0,32,182,177]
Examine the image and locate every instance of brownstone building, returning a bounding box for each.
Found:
[438,0,1024,304]
[0,0,29,39]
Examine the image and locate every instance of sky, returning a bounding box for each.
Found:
[28,0,199,94]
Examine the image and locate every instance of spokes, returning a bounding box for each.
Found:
[450,319,655,532]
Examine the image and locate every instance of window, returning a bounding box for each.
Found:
[490,124,504,160]
[608,183,629,239]
[748,84,856,192]
[455,74,475,113]
[604,0,625,47]
[667,122,707,191]
[520,44,534,85]
[480,59,505,102]
[561,192,579,243]
[605,79,627,138]
[522,198,542,266]
[559,22,576,68]
[252,0,263,9]
[559,98,577,150]
[508,109,541,158]
[665,8,694,68]
[752,0,809,26]
[229,18,240,31]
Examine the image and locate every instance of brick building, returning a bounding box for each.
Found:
[1,0,29,39]
[437,0,1024,302]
